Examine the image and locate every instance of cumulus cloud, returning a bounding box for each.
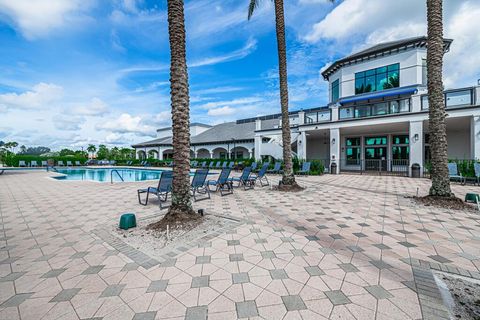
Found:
[105,132,126,144]
[0,83,63,111]
[72,97,109,116]
[0,0,94,39]
[53,115,85,131]
[207,106,235,116]
[96,113,156,137]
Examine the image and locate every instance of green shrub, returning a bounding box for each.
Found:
[6,155,87,167]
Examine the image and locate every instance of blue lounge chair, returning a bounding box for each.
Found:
[137,171,173,209]
[126,160,133,166]
[209,162,215,169]
[191,169,210,201]
[66,161,73,166]
[448,163,465,184]
[18,160,27,167]
[201,161,207,168]
[250,163,269,186]
[109,160,116,166]
[229,166,254,190]
[251,162,258,171]
[41,160,48,167]
[297,162,311,175]
[228,161,234,168]
[215,161,222,169]
[267,162,282,174]
[222,161,228,168]
[30,160,39,167]
[191,160,198,168]
[57,160,65,167]
[75,161,82,166]
[207,168,233,195]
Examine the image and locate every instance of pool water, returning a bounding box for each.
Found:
[53,168,170,182]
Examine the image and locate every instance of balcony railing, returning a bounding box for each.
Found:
[339,98,411,120]
[421,87,475,110]
[304,109,331,124]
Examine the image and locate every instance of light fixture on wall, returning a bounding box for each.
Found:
[332,138,336,145]
[413,134,419,142]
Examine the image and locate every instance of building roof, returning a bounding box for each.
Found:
[132,119,278,148]
[321,36,453,80]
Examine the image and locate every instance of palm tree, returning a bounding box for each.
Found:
[165,0,195,217]
[426,0,452,197]
[87,144,96,159]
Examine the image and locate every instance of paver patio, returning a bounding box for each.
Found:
[1,169,480,319]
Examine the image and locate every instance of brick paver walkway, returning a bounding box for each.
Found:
[1,169,479,319]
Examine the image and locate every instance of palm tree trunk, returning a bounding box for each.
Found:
[167,0,194,214]
[427,0,452,197]
[273,0,295,186]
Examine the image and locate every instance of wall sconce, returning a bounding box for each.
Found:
[413,134,419,142]
[332,138,336,145]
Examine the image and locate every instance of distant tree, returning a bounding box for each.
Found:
[25,146,51,155]
[59,148,76,156]
[74,150,88,158]
[0,141,4,147]
[97,144,109,160]
[87,144,96,158]
[19,145,27,154]
[110,147,120,160]
[120,148,135,159]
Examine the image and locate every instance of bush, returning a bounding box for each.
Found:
[5,155,87,167]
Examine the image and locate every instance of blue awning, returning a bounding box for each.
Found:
[339,86,418,105]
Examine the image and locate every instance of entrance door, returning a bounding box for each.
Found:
[364,136,388,172]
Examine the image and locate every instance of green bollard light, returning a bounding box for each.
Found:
[119,213,137,230]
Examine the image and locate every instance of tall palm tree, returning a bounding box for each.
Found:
[165,0,195,216]
[87,144,96,159]
[426,0,452,197]
[248,0,296,186]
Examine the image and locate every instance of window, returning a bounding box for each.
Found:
[339,107,354,119]
[332,79,339,102]
[445,90,472,107]
[219,152,226,159]
[355,63,400,94]
[346,138,361,165]
[392,135,409,161]
[365,136,387,145]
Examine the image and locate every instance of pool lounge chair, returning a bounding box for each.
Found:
[137,170,173,209]
[215,161,222,169]
[228,161,234,168]
[267,162,282,174]
[57,161,65,167]
[207,168,233,196]
[208,162,215,169]
[229,166,254,190]
[30,160,39,167]
[297,162,311,175]
[191,169,210,201]
[448,163,465,184]
[109,160,116,166]
[18,160,27,167]
[191,160,198,168]
[250,163,269,187]
[251,162,258,171]
[126,160,133,166]
[75,161,82,166]
[200,161,207,168]
[41,160,48,167]
[66,161,73,166]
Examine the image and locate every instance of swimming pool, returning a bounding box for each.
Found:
[53,168,171,182]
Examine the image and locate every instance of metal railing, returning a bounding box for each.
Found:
[421,87,475,110]
[110,169,124,184]
[304,109,331,124]
[339,159,409,176]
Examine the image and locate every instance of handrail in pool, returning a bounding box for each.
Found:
[111,169,124,184]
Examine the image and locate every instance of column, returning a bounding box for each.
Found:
[249,149,253,159]
[409,121,423,177]
[330,128,340,174]
[135,148,139,159]
[297,131,307,160]
[254,136,262,160]
[158,148,164,160]
[471,116,480,160]
[330,105,339,122]
[298,111,305,125]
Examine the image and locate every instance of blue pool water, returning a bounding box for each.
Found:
[53,168,171,182]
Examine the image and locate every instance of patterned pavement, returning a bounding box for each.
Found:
[1,169,480,319]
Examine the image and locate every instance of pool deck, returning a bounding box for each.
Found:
[1,170,479,319]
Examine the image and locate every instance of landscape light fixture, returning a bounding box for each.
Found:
[413,134,419,142]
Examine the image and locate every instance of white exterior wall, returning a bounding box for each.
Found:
[471,116,480,160]
[409,121,423,175]
[306,137,330,160]
[447,128,470,159]
[329,49,425,100]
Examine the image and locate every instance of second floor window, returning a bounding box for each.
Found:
[332,79,339,102]
[355,63,399,94]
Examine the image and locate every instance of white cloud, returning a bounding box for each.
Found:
[0,83,63,111]
[0,0,93,39]
[105,132,126,144]
[189,39,258,68]
[53,115,85,131]
[207,106,235,116]
[96,113,156,137]
[197,97,263,110]
[72,97,109,116]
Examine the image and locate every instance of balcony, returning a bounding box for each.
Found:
[339,98,411,120]
[421,87,475,110]
[304,109,331,124]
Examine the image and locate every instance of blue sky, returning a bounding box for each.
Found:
[0,0,479,150]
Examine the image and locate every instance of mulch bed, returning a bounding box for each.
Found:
[408,195,477,212]
[147,208,203,232]
[440,274,480,320]
[273,182,305,192]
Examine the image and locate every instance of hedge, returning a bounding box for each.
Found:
[4,155,87,167]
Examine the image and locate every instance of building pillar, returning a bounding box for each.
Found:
[411,94,422,112]
[471,116,480,160]
[158,148,164,160]
[409,121,423,177]
[297,131,307,160]
[254,136,262,160]
[249,149,253,159]
[330,128,340,174]
[298,111,305,125]
[330,105,339,122]
[135,148,139,159]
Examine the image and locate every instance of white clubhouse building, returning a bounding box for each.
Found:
[133,36,480,177]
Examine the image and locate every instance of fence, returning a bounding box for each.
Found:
[338,159,409,176]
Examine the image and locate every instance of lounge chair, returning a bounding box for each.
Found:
[209,162,215,169]
[191,160,198,168]
[126,160,133,166]
[228,161,234,168]
[207,168,233,196]
[191,169,210,201]
[30,160,39,167]
[251,162,258,171]
[267,162,282,174]
[18,160,27,167]
[297,162,311,175]
[109,160,116,166]
[229,166,254,190]
[215,161,222,169]
[66,161,73,166]
[137,171,173,209]
[221,161,228,168]
[250,163,269,187]
[448,163,465,184]
[200,161,207,168]
[75,161,82,166]
[41,160,48,167]
[57,161,65,167]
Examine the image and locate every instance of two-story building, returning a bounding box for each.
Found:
[133,36,480,177]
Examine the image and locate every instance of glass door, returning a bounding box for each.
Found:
[364,136,387,171]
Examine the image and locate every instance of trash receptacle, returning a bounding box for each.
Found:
[411,163,420,178]
[331,162,337,174]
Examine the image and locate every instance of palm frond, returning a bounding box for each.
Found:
[247,0,260,20]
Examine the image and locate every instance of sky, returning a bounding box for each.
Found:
[0,0,479,150]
